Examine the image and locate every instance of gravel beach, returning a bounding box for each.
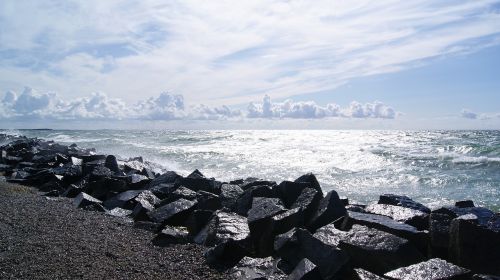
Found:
[0,180,227,280]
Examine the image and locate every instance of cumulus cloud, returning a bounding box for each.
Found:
[247,95,397,119]
[461,109,478,119]
[461,109,500,120]
[0,88,399,121]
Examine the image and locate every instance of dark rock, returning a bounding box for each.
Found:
[473,274,500,280]
[61,184,83,199]
[175,176,222,194]
[308,190,347,231]
[274,227,349,279]
[287,258,322,280]
[104,155,120,173]
[43,189,60,197]
[196,190,222,211]
[127,174,150,188]
[238,178,277,191]
[340,197,349,206]
[248,197,286,256]
[194,210,250,246]
[275,181,312,208]
[133,221,162,233]
[270,207,305,237]
[134,190,160,206]
[294,173,323,196]
[131,199,155,221]
[205,239,249,269]
[103,190,142,210]
[455,200,475,208]
[384,258,471,280]
[186,210,214,237]
[152,226,189,246]
[89,165,113,180]
[73,192,104,211]
[365,204,429,230]
[106,207,133,218]
[187,169,205,179]
[230,257,286,280]
[449,213,500,275]
[219,183,244,210]
[235,184,276,216]
[378,194,430,213]
[157,186,197,206]
[149,183,176,199]
[141,167,155,179]
[147,198,197,226]
[81,154,106,163]
[342,211,428,255]
[88,177,128,200]
[291,187,322,223]
[352,268,387,280]
[149,171,181,187]
[347,204,367,213]
[315,224,424,274]
[70,156,83,166]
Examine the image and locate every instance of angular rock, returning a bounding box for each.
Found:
[149,171,181,187]
[308,190,347,231]
[196,190,222,211]
[175,176,222,194]
[205,239,249,269]
[342,211,428,255]
[291,187,322,223]
[131,199,155,221]
[294,173,323,196]
[449,213,500,275]
[352,268,387,280]
[378,194,430,213]
[134,190,160,207]
[274,227,350,279]
[152,226,189,246]
[147,198,197,226]
[271,207,305,237]
[157,186,197,206]
[230,257,286,280]
[149,183,176,199]
[473,275,500,280]
[103,190,142,210]
[106,207,133,218]
[187,169,205,179]
[316,224,424,274]
[365,204,429,230]
[275,181,312,208]
[287,258,322,280]
[194,210,250,246]
[73,192,104,211]
[235,184,276,216]
[133,221,162,233]
[127,173,150,188]
[248,197,286,256]
[219,183,244,210]
[455,200,475,208]
[239,178,277,191]
[185,210,214,237]
[104,155,120,173]
[384,258,471,280]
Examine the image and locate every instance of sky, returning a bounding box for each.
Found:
[1,0,500,129]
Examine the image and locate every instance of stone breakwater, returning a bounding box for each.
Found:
[0,134,498,280]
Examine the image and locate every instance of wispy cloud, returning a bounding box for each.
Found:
[461,109,500,120]
[0,1,500,106]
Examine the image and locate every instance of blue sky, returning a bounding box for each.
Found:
[1,0,500,129]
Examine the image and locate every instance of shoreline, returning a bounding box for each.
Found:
[1,133,499,279]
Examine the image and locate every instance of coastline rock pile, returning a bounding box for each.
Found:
[1,134,499,279]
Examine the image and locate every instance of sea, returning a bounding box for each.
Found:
[2,129,499,211]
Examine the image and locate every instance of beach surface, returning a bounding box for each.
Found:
[0,180,227,280]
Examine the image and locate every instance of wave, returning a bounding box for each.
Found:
[451,156,500,164]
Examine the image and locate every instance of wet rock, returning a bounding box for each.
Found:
[131,199,155,221]
[473,274,500,280]
[378,194,430,214]
[275,181,312,208]
[248,197,286,256]
[271,207,305,237]
[347,204,367,213]
[133,221,162,233]
[194,210,250,246]
[455,200,475,208]
[104,155,120,174]
[134,190,160,206]
[187,169,205,179]
[103,190,142,210]
[449,213,500,275]
[291,187,321,223]
[186,210,214,237]
[175,176,222,194]
[73,192,104,211]
[219,183,244,210]
[149,171,181,187]
[230,256,286,280]
[70,156,83,166]
[365,204,429,230]
[140,167,155,179]
[239,178,277,191]
[294,173,323,196]
[287,258,322,280]
[147,198,197,226]
[384,258,471,280]
[342,211,428,255]
[149,183,176,199]
[89,165,113,180]
[205,239,249,269]
[235,184,276,216]
[152,226,189,246]
[157,186,197,206]
[61,184,83,198]
[308,190,347,231]
[196,190,222,211]
[274,227,350,279]
[316,224,424,274]
[352,268,387,280]
[43,189,60,197]
[106,207,133,218]
[127,174,150,188]
[87,177,128,200]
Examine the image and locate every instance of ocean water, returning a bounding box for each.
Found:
[2,129,500,210]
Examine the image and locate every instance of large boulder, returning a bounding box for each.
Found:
[384,258,471,280]
[185,210,214,237]
[365,203,429,230]
[308,190,347,231]
[103,190,142,210]
[157,186,197,206]
[194,210,251,247]
[294,173,323,196]
[131,199,155,221]
[448,213,500,275]
[342,211,428,255]
[205,239,249,269]
[352,268,387,280]
[235,184,276,216]
[248,197,286,256]
[291,187,322,223]
[287,258,322,280]
[151,226,189,246]
[315,224,424,274]
[149,171,181,187]
[229,257,286,280]
[219,183,244,210]
[104,155,120,174]
[274,227,349,279]
[378,194,430,213]
[73,192,105,212]
[147,198,197,226]
[175,171,222,194]
[274,181,312,208]
[196,190,222,211]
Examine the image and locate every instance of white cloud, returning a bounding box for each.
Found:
[461,109,500,120]
[0,88,397,121]
[0,1,499,106]
[461,109,478,119]
[248,95,397,119]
